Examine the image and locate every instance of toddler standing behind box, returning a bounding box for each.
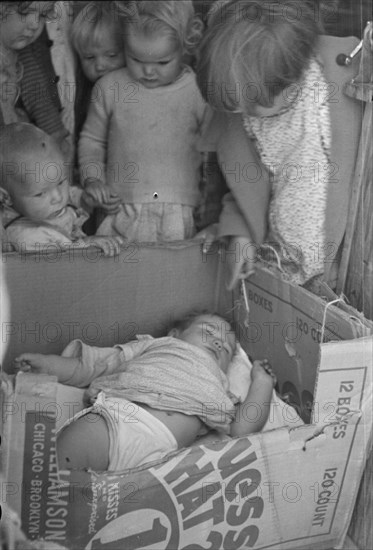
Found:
[79,0,209,242]
[71,1,127,231]
[71,1,126,146]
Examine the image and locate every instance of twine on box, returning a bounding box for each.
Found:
[320,296,346,343]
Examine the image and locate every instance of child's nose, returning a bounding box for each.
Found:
[213,340,223,352]
[51,187,63,203]
[143,64,155,77]
[95,58,106,73]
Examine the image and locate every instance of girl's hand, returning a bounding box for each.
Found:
[83,179,121,214]
[14,353,53,375]
[225,236,257,291]
[251,359,277,388]
[81,236,123,257]
[195,223,219,254]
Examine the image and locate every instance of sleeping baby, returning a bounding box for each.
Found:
[15,311,303,472]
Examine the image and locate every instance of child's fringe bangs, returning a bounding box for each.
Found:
[71,3,124,53]
[199,23,264,114]
[116,0,202,54]
[197,23,242,112]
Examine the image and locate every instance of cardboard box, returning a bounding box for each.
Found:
[237,267,373,422]
[0,241,230,364]
[1,247,373,549]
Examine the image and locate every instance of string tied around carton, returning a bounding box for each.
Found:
[320,297,346,343]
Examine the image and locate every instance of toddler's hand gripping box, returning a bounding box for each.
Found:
[1,248,372,549]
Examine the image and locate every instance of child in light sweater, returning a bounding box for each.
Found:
[15,312,277,472]
[79,0,209,242]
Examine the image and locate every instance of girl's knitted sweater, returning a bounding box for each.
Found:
[79,67,207,207]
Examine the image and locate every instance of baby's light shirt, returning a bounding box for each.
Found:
[62,335,237,433]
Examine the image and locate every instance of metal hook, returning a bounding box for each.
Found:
[336,40,363,66]
[336,21,372,66]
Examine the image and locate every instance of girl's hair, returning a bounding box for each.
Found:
[196,0,322,114]
[0,2,33,19]
[0,2,56,21]
[115,0,204,55]
[71,1,124,55]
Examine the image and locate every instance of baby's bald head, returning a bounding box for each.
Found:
[0,123,70,221]
[0,123,64,191]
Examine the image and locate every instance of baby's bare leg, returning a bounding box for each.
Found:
[57,413,110,471]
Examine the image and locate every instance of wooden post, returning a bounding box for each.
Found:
[337,22,373,320]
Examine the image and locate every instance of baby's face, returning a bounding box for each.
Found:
[125,29,183,89]
[0,2,55,51]
[176,315,236,373]
[10,146,69,222]
[79,32,126,83]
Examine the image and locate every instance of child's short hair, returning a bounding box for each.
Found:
[0,2,55,20]
[0,2,33,18]
[115,0,204,55]
[71,1,124,55]
[197,0,322,114]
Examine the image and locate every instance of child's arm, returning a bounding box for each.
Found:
[14,338,145,388]
[225,235,257,291]
[230,359,276,438]
[68,235,123,257]
[5,222,122,257]
[14,353,81,385]
[78,77,122,214]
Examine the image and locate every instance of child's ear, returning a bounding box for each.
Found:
[0,187,12,207]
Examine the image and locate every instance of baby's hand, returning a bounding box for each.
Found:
[83,179,121,214]
[251,359,277,388]
[14,353,53,375]
[82,236,123,257]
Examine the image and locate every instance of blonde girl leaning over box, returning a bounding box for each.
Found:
[197,0,363,290]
